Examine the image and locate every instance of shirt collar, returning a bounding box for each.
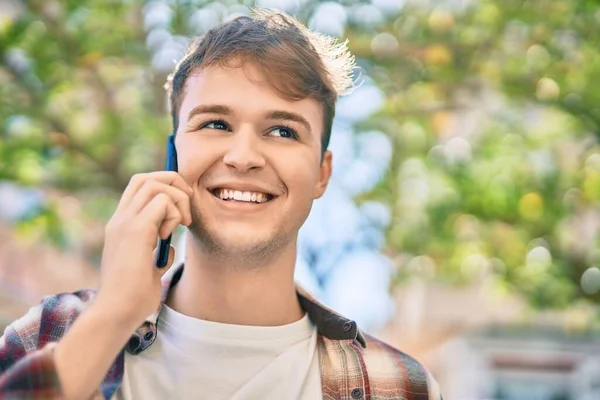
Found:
[146,262,366,348]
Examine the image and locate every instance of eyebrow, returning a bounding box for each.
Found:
[266,111,312,135]
[186,105,312,134]
[187,105,233,121]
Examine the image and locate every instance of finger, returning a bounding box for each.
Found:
[159,209,183,240]
[128,180,192,226]
[117,172,193,212]
[140,193,183,239]
[165,245,176,272]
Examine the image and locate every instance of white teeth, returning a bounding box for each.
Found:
[216,188,270,203]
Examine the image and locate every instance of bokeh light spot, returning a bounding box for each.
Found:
[581,267,600,295]
[536,77,560,102]
[519,192,544,220]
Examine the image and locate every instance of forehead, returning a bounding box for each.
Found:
[178,63,323,129]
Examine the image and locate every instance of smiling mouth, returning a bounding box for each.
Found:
[209,188,275,203]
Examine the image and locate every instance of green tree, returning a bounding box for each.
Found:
[350,0,600,308]
[1,0,599,309]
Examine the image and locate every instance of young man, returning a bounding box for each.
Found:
[0,10,442,400]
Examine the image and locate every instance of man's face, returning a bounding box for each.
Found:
[174,61,332,260]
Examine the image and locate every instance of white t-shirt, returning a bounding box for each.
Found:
[115,304,322,400]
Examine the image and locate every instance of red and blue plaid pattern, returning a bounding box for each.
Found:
[1,264,442,400]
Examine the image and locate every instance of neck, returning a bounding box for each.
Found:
[165,233,304,326]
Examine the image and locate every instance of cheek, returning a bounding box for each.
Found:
[176,153,202,183]
[280,158,321,201]
[175,137,217,183]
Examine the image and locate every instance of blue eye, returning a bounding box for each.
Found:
[268,126,298,139]
[201,120,229,130]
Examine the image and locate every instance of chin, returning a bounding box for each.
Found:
[216,232,270,253]
[190,222,285,258]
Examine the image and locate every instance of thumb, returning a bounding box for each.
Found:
[166,245,176,269]
[154,245,176,276]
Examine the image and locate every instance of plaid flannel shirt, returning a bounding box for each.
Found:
[0,263,442,400]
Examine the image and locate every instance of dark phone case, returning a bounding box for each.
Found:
[156,134,178,268]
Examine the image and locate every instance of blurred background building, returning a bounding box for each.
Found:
[2,0,600,399]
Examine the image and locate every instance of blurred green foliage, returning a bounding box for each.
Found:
[1,0,600,309]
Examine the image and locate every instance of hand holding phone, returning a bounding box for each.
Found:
[53,139,191,400]
[96,162,192,327]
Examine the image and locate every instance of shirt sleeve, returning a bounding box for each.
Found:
[0,338,63,399]
[0,306,64,398]
[0,291,104,400]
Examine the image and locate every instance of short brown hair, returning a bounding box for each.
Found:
[165,9,355,154]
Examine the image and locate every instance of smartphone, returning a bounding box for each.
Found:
[155,134,178,268]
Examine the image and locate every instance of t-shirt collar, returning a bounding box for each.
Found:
[146,262,366,348]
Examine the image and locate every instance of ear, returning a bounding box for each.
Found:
[314,150,332,199]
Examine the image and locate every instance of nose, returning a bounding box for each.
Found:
[222,128,266,172]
